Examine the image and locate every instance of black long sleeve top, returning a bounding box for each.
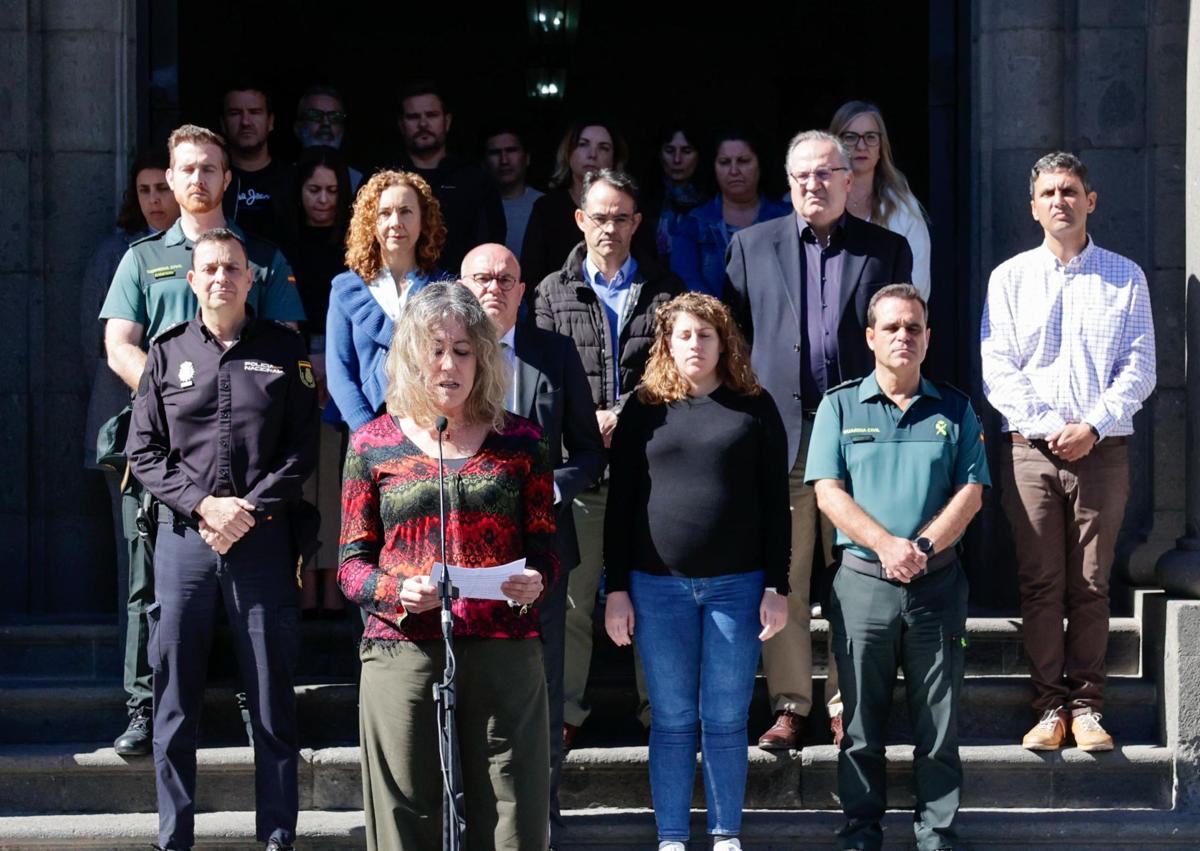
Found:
[603,384,791,594]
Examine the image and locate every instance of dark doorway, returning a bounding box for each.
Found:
[148,0,995,606]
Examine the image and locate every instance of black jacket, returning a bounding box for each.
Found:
[534,242,682,412]
[512,323,605,568]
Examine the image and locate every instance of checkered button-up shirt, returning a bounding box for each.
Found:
[980,238,1156,438]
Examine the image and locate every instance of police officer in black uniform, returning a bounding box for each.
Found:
[128,228,317,851]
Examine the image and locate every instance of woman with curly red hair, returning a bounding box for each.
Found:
[326,170,450,431]
[603,292,791,851]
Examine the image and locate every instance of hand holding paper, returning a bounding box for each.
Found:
[429,559,530,602]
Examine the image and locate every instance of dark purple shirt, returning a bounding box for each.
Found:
[798,215,846,403]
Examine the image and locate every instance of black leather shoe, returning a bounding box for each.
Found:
[114,707,152,756]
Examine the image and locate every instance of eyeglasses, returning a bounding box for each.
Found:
[300,109,346,125]
[582,211,636,229]
[789,167,849,185]
[839,131,881,148]
[466,272,519,291]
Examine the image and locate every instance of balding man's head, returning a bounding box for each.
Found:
[460,243,525,335]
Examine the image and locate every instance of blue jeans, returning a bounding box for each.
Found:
[630,569,764,841]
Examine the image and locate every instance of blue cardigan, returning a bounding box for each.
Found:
[325,269,442,430]
[670,195,792,297]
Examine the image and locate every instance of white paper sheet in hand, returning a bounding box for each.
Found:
[429,559,527,601]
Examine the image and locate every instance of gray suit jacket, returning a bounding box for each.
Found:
[513,322,605,571]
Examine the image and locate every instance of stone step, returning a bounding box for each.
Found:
[569,675,1159,748]
[0,742,1172,816]
[0,616,1143,682]
[0,676,1158,747]
[2,808,1199,850]
[0,620,362,683]
[587,615,1144,678]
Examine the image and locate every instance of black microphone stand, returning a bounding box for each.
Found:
[433,415,465,850]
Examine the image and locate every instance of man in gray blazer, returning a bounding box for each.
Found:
[724,130,914,750]
[461,243,604,848]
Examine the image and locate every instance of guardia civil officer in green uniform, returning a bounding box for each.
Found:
[99,124,305,756]
[804,284,989,851]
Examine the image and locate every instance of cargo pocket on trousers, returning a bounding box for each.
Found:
[145,601,162,671]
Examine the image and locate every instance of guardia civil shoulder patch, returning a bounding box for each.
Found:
[298,360,316,389]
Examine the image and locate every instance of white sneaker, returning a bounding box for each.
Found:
[658,843,687,851]
[714,839,743,851]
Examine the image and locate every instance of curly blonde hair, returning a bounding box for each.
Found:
[345,170,447,281]
[384,282,507,431]
[638,292,760,404]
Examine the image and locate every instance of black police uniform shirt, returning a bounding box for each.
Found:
[127,310,319,521]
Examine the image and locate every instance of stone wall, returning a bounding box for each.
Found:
[971,0,1188,584]
[0,0,137,614]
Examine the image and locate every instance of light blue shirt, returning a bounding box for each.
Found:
[584,253,637,400]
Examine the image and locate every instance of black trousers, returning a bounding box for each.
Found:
[149,515,300,850]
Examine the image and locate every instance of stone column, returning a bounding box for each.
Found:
[1156,1,1200,597]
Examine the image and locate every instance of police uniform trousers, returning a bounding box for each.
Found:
[828,561,968,851]
[359,637,550,851]
[121,477,155,715]
[149,513,300,850]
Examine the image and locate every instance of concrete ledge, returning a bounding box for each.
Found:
[0,807,1198,849]
[0,742,1172,815]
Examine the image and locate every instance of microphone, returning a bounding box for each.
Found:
[435,416,453,619]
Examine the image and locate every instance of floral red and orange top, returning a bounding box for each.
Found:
[338,413,559,644]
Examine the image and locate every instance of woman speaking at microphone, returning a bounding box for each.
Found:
[337,282,558,851]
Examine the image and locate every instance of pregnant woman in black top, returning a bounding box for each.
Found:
[603,292,791,851]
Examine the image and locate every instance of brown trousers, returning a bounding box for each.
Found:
[761,425,835,717]
[359,639,550,851]
[999,439,1129,714]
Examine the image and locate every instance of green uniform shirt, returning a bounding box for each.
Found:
[98,219,305,340]
[804,371,991,561]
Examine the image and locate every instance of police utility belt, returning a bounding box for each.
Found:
[839,547,958,580]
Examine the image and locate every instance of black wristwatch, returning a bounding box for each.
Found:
[914,536,934,556]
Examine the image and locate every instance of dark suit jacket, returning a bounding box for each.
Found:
[512,322,605,571]
[724,212,914,467]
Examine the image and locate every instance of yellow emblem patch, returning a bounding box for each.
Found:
[935,419,949,438]
[298,360,316,389]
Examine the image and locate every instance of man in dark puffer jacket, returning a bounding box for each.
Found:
[534,168,682,757]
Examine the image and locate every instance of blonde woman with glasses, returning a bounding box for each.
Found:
[830,101,932,301]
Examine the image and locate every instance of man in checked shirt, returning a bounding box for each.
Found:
[981,151,1156,752]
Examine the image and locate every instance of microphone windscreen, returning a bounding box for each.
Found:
[435,416,449,433]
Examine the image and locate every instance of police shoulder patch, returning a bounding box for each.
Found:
[298,360,316,389]
[270,319,301,334]
[826,377,865,395]
[149,320,189,345]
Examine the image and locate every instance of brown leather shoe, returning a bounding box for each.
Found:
[1071,711,1114,752]
[1022,708,1068,751]
[757,710,805,750]
[829,712,844,747]
[562,723,581,752]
